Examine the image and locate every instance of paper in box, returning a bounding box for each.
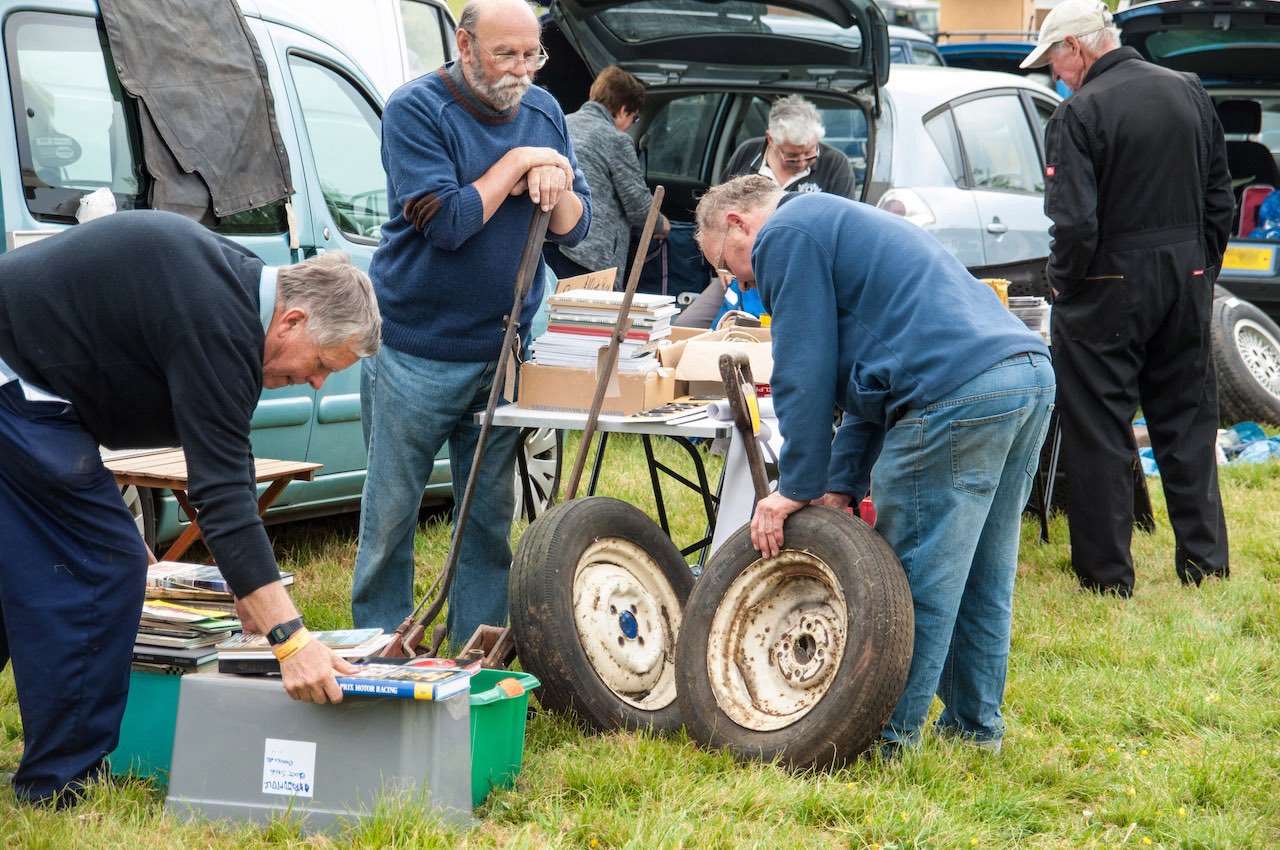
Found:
[658,327,773,396]
[518,362,676,416]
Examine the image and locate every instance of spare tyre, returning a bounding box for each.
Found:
[1211,295,1280,425]
[509,496,693,734]
[675,506,913,769]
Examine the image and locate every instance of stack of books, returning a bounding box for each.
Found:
[146,560,293,602]
[216,628,393,675]
[1008,296,1051,343]
[531,289,678,372]
[133,598,241,673]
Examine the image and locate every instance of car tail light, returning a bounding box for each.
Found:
[877,188,935,228]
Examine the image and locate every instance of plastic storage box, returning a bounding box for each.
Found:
[165,670,471,831]
[110,669,184,780]
[468,669,540,808]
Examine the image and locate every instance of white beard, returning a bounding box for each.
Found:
[469,53,532,111]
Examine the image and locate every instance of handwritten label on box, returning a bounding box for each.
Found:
[262,737,316,798]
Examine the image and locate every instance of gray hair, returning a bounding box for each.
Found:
[768,94,825,146]
[694,176,786,247]
[1047,25,1118,59]
[275,251,381,357]
[459,0,541,34]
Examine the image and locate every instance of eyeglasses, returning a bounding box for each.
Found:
[465,31,549,72]
[711,220,732,278]
[777,149,819,167]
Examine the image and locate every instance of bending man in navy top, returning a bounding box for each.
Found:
[351,0,590,645]
[0,210,380,806]
[695,177,1055,753]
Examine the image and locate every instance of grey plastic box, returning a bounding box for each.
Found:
[165,670,471,832]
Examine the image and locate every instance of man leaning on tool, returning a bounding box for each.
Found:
[1022,0,1232,596]
[351,0,589,645]
[695,176,1055,754]
[0,210,381,806]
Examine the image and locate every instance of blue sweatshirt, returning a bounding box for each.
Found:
[370,63,591,361]
[754,193,1049,501]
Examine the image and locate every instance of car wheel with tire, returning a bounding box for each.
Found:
[1211,295,1280,425]
[675,506,914,768]
[119,484,156,554]
[514,427,562,522]
[509,496,693,733]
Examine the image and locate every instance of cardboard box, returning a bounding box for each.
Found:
[518,362,676,416]
[658,327,773,396]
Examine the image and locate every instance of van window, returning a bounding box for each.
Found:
[401,0,452,79]
[5,11,143,221]
[289,56,387,241]
[952,94,1044,194]
[645,93,718,183]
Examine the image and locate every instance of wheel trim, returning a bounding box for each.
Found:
[515,427,559,516]
[1234,318,1280,400]
[120,484,147,539]
[572,538,682,711]
[706,551,848,732]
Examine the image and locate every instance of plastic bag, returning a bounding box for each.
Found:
[75,187,116,223]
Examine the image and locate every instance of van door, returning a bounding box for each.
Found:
[261,22,452,504]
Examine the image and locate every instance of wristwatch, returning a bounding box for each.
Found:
[266,617,305,646]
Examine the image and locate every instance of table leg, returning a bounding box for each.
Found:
[159,489,206,562]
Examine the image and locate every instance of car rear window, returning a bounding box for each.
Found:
[597,1,860,48]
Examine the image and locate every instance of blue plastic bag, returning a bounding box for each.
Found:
[1249,191,1280,240]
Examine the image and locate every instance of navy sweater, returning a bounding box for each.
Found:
[370,64,590,361]
[0,211,281,597]
[755,194,1049,501]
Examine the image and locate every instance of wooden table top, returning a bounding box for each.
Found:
[104,448,321,490]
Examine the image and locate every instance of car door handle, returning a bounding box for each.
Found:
[986,219,1008,234]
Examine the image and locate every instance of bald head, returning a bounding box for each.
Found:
[458,0,539,35]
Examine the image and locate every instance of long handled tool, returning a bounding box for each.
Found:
[717,351,771,502]
[380,205,552,659]
[562,185,665,501]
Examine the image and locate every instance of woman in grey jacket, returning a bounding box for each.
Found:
[546,66,668,282]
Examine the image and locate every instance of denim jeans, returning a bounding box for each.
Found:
[874,353,1055,750]
[351,345,519,645]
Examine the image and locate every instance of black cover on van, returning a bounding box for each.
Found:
[98,0,292,222]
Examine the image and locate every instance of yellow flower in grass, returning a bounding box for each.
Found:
[1126,786,1136,797]
[1178,807,1187,818]
[970,838,979,847]
[1142,838,1152,846]
[589,840,599,848]
[900,811,909,822]
[1107,746,1117,754]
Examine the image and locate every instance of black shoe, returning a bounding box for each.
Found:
[1078,579,1133,598]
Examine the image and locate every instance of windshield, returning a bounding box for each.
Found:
[1145,27,1280,64]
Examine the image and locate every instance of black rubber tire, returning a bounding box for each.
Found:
[675,506,914,769]
[509,496,694,733]
[119,484,157,554]
[1210,295,1280,425]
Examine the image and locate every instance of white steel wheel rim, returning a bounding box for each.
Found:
[119,485,147,539]
[706,551,848,732]
[515,427,559,516]
[1234,318,1280,400]
[572,538,682,711]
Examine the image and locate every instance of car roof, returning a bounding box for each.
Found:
[887,24,934,43]
[884,65,1058,108]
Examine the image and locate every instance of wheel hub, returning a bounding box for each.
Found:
[705,551,849,731]
[1235,319,1280,399]
[573,539,682,711]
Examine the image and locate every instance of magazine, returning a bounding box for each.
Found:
[335,662,476,701]
[216,628,391,675]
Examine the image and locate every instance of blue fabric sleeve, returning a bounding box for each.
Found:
[382,97,486,252]
[827,411,883,499]
[756,224,839,501]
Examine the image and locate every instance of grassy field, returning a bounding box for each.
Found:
[2,433,1278,849]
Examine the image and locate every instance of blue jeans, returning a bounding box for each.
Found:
[351,346,519,645]
[874,353,1055,750]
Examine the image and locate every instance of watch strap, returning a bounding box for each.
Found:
[266,616,305,646]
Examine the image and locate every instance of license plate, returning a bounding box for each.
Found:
[1223,244,1276,273]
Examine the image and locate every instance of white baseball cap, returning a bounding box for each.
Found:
[1020,0,1114,70]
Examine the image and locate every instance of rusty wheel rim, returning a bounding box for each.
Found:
[573,538,682,711]
[705,551,848,732]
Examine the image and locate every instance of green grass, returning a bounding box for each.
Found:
[3,434,1279,849]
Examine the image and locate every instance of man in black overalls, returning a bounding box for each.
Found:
[1022,0,1233,595]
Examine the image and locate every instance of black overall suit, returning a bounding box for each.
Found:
[1044,47,1233,595]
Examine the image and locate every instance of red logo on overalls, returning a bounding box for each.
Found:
[1046,166,1056,177]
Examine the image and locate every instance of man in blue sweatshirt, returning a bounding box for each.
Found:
[695,176,1055,753]
[352,0,590,645]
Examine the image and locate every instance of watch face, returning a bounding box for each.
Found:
[269,625,289,644]
[268,618,302,645]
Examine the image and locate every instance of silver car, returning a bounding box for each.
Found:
[867,65,1061,268]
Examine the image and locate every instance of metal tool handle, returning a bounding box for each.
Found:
[564,185,666,501]
[718,351,771,503]
[383,205,553,658]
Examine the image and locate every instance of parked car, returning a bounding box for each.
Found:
[1116,0,1280,423]
[876,0,939,36]
[1,0,557,549]
[887,23,944,65]
[934,33,1071,96]
[869,66,1060,268]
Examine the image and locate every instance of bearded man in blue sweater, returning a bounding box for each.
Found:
[352,0,590,645]
[696,176,1055,754]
